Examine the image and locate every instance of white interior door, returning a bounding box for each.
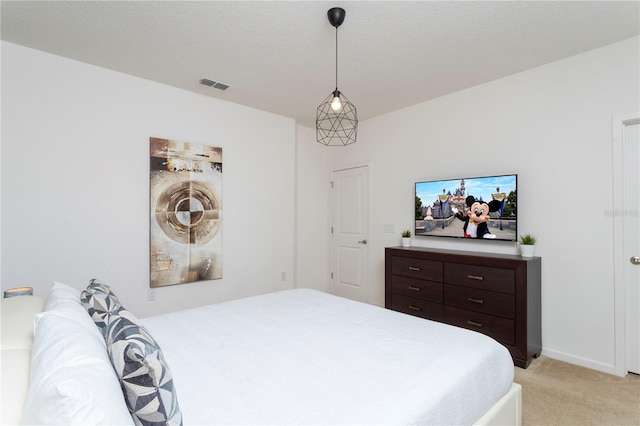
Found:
[625,121,640,374]
[613,114,639,377]
[330,165,369,303]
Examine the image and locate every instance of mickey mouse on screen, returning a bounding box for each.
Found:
[452,196,501,239]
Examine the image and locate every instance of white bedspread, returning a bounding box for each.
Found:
[140,289,514,425]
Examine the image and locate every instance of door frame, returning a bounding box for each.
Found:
[329,161,372,303]
[612,113,640,377]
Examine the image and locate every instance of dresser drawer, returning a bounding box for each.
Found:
[444,305,515,345]
[391,294,443,322]
[392,257,442,281]
[392,276,443,303]
[444,284,515,319]
[444,263,514,294]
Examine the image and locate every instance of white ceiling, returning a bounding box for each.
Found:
[2,1,639,128]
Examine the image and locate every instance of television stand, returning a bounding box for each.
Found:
[385,246,541,368]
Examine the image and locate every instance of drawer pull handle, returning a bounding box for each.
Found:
[408,305,421,312]
[467,297,484,304]
[468,274,484,281]
[408,266,421,272]
[467,320,483,328]
[408,286,421,292]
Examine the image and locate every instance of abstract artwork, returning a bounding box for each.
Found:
[150,137,222,287]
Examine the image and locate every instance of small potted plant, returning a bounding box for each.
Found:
[401,230,412,247]
[519,233,537,257]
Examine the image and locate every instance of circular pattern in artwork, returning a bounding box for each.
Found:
[155,181,220,245]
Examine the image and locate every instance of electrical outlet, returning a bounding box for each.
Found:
[384,224,395,233]
[281,272,286,282]
[147,288,157,301]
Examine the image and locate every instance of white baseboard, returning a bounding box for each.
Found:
[541,349,618,376]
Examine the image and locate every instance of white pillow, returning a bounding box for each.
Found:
[42,281,105,343]
[44,281,81,311]
[22,312,134,425]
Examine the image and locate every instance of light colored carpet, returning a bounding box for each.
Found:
[514,356,640,425]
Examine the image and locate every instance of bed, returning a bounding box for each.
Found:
[4,281,522,425]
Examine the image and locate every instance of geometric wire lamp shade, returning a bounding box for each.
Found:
[316,90,358,146]
[316,7,358,146]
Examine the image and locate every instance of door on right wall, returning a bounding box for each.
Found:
[625,120,640,375]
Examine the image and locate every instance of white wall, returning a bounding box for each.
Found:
[294,125,330,292]
[0,42,296,317]
[305,36,638,373]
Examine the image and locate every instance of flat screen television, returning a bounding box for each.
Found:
[415,174,517,242]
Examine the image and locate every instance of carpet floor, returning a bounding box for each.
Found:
[514,356,640,425]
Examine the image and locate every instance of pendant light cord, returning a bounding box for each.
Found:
[335,26,339,90]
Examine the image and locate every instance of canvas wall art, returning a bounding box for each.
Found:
[150,137,223,287]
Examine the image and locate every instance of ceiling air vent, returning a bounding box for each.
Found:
[199,78,231,91]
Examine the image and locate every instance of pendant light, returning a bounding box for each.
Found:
[316,7,358,146]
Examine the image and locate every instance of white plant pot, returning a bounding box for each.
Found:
[402,237,411,247]
[520,244,536,258]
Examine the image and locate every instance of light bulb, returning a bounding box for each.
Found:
[330,95,342,112]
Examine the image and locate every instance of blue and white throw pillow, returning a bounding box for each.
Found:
[80,279,122,338]
[107,308,183,426]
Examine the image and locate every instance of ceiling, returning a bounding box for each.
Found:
[2,1,639,128]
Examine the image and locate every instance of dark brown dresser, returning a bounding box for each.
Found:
[385,246,541,368]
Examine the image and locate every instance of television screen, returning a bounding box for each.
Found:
[415,174,517,241]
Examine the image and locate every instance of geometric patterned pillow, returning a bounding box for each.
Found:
[80,279,123,339]
[106,309,183,426]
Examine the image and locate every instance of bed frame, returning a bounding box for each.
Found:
[1,295,46,424]
[474,382,522,425]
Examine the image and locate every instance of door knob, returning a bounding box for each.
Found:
[358,239,367,245]
[631,256,640,265]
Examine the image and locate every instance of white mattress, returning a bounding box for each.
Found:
[140,288,514,425]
